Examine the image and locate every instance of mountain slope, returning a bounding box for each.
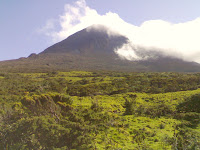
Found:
[0,25,200,72]
[41,25,128,56]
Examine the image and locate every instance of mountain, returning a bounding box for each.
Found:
[41,25,128,56]
[0,25,200,73]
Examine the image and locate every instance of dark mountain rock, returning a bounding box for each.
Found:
[28,53,38,58]
[41,25,128,56]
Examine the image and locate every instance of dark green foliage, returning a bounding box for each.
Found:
[21,93,72,116]
[0,92,117,149]
[124,94,137,115]
[66,72,200,96]
[176,94,200,128]
[168,127,200,150]
[177,94,200,113]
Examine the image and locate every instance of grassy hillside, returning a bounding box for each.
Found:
[0,71,199,149]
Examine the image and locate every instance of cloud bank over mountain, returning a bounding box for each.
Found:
[41,0,200,63]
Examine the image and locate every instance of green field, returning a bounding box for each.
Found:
[0,71,199,149]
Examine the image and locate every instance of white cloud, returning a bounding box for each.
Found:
[41,0,200,63]
[37,19,56,35]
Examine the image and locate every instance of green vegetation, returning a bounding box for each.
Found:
[0,71,199,149]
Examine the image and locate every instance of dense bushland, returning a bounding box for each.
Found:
[0,71,199,149]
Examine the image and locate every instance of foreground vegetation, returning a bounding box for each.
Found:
[0,71,199,149]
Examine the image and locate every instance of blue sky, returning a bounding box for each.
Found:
[1,0,200,61]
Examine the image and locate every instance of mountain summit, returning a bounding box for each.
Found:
[0,25,200,72]
[41,25,128,56]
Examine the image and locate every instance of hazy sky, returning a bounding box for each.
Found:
[1,0,200,61]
